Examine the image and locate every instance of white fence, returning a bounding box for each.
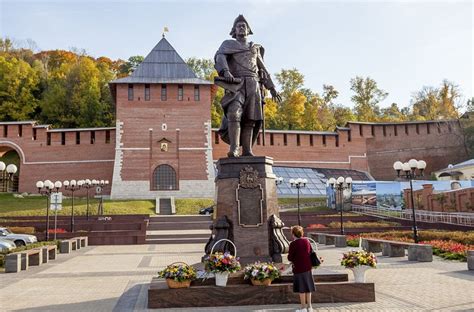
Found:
[351,204,474,227]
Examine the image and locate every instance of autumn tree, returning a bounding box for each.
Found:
[264,97,282,129]
[301,85,338,131]
[0,56,40,121]
[350,76,388,122]
[411,80,460,120]
[40,57,113,127]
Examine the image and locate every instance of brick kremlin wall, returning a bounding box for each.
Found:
[0,121,115,195]
[212,120,468,180]
[0,118,468,197]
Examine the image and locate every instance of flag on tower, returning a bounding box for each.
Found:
[162,27,169,38]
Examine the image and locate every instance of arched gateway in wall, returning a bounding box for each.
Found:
[0,145,21,193]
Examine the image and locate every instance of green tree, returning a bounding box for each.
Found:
[380,103,408,122]
[275,68,304,97]
[0,38,14,53]
[186,57,216,80]
[332,105,356,127]
[0,56,40,121]
[119,55,144,76]
[185,57,223,128]
[350,76,388,122]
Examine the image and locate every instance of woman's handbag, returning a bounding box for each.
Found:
[310,247,321,267]
[307,237,321,267]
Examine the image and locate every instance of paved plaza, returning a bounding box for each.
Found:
[1,242,473,312]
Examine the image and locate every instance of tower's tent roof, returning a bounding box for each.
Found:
[110,38,211,85]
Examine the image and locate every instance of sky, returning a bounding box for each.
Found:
[1,0,472,110]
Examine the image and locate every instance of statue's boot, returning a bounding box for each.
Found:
[241,123,255,157]
[227,121,240,158]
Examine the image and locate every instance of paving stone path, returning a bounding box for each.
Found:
[1,242,473,311]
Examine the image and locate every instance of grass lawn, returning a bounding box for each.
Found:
[0,193,155,216]
[0,194,214,216]
[0,193,331,217]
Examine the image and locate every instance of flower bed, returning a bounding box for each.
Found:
[421,240,473,261]
[307,223,327,229]
[47,228,67,234]
[357,230,474,245]
[328,221,400,229]
[346,235,360,247]
[350,230,474,261]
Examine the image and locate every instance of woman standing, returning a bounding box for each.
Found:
[288,225,315,312]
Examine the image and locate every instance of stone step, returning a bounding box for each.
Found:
[147,222,212,231]
[148,215,212,223]
[145,238,209,244]
[146,234,210,239]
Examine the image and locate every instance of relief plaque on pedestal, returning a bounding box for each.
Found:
[236,166,263,227]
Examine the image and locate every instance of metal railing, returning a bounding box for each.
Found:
[351,204,474,226]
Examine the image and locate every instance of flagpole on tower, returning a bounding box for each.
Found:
[162,27,169,38]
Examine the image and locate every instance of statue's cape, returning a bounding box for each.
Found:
[215,40,263,58]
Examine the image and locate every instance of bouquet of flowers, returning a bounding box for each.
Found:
[243,262,281,281]
[341,250,377,268]
[158,263,197,282]
[203,252,241,273]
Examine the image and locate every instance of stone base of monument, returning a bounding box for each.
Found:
[148,270,375,308]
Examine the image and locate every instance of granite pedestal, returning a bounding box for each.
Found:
[210,156,281,264]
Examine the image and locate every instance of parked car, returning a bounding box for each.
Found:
[0,227,37,247]
[199,205,214,215]
[0,238,17,252]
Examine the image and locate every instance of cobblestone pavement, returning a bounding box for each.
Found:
[1,242,473,312]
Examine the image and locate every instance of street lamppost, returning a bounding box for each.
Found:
[393,159,426,243]
[82,179,93,220]
[64,179,81,233]
[0,162,18,192]
[275,176,284,186]
[36,180,54,241]
[328,176,352,235]
[289,178,307,226]
[96,180,109,215]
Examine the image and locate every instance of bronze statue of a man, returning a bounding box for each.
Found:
[215,15,281,157]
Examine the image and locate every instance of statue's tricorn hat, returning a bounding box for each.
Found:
[229,14,253,38]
